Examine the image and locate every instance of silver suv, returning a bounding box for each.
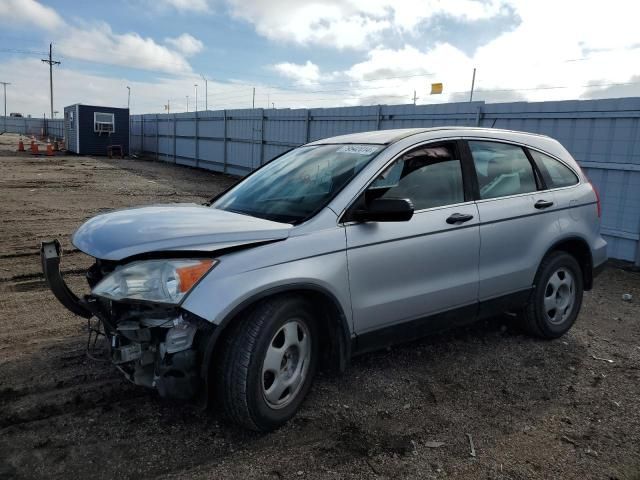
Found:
[42,127,607,431]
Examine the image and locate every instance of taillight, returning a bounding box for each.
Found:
[590,181,601,218]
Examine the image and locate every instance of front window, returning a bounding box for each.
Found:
[367,142,465,210]
[213,144,383,224]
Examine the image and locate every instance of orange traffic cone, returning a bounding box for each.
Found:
[46,143,54,156]
[18,139,25,152]
[31,142,39,155]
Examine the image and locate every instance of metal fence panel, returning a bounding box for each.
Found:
[1,116,63,138]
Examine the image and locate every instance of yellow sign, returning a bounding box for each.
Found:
[430,83,443,94]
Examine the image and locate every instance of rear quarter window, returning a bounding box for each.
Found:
[529,150,579,189]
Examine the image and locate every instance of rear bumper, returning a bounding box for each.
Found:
[40,240,93,318]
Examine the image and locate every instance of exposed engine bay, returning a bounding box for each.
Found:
[89,302,213,400]
[42,240,215,400]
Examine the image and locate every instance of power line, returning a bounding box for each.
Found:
[106,77,640,113]
[0,48,48,57]
[449,80,640,96]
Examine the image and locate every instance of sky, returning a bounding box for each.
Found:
[0,0,639,116]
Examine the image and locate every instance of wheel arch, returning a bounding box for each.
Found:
[200,283,352,406]
[542,235,594,290]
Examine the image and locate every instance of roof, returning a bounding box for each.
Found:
[64,103,130,111]
[306,128,428,145]
[306,126,551,146]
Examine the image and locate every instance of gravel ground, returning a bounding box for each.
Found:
[0,133,639,480]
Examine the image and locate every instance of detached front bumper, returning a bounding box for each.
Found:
[40,240,93,318]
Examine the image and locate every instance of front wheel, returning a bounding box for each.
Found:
[216,296,318,431]
[520,251,584,339]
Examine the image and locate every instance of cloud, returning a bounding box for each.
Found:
[56,23,193,74]
[158,0,212,12]
[165,33,204,56]
[266,0,640,107]
[0,1,196,74]
[3,0,640,116]
[0,0,64,30]
[225,0,511,50]
[226,0,389,49]
[272,61,321,86]
[580,76,640,100]
[0,56,350,116]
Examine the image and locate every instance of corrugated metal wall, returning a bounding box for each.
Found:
[130,98,640,263]
[0,116,64,139]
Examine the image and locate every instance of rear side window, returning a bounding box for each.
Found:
[529,150,579,188]
[368,142,465,210]
[469,141,538,200]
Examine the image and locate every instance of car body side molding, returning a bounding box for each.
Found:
[352,288,532,355]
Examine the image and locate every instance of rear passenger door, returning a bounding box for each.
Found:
[466,140,561,301]
[345,140,480,336]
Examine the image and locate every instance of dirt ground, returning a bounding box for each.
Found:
[0,132,638,480]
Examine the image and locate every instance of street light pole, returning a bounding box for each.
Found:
[0,81,9,133]
[194,83,198,112]
[186,95,189,112]
[127,86,131,109]
[201,74,208,111]
[469,67,477,102]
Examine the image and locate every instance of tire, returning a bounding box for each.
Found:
[216,296,318,431]
[520,251,584,339]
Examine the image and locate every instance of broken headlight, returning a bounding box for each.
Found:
[92,259,217,304]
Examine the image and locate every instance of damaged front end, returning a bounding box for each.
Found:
[41,240,215,400]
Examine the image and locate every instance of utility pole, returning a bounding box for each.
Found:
[127,86,131,109]
[252,87,255,109]
[201,74,208,111]
[194,83,198,112]
[165,99,170,114]
[41,43,60,120]
[0,81,9,133]
[412,89,418,105]
[469,67,477,102]
[186,95,189,112]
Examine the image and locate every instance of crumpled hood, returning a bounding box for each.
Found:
[72,204,292,261]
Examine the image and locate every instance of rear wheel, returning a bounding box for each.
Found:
[520,251,583,338]
[217,296,318,431]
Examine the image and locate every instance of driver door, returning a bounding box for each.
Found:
[344,140,480,340]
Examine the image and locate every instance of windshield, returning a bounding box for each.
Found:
[212,144,383,224]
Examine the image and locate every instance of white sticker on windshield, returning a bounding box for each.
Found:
[336,145,379,155]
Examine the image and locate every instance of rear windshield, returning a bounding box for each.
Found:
[212,144,383,224]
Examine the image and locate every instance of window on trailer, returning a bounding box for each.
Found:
[94,112,115,133]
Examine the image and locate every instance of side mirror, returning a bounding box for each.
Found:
[352,198,414,222]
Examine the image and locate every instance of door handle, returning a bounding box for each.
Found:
[534,199,554,209]
[446,213,474,224]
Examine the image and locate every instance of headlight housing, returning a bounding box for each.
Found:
[92,259,217,304]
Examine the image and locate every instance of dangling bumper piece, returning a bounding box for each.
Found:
[40,239,93,318]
